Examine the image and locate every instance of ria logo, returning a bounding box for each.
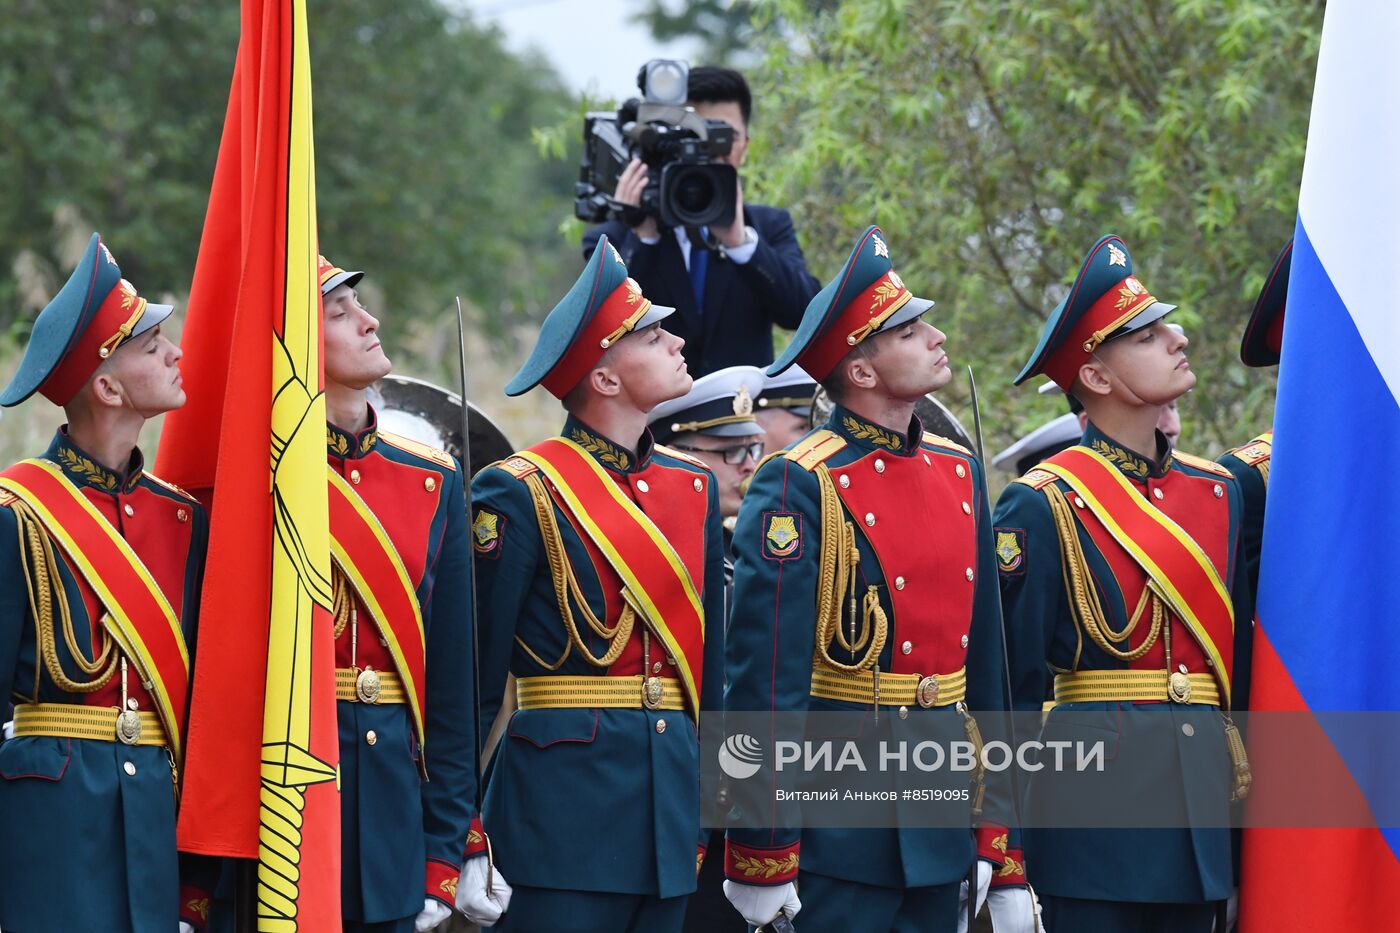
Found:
[718,733,763,780]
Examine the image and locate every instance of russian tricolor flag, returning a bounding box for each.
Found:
[1239,3,1400,929]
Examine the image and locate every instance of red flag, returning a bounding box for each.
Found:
[157,0,340,926]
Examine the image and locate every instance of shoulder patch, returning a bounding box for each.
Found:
[143,471,197,502]
[471,506,506,559]
[495,456,539,480]
[1014,468,1058,490]
[1227,439,1273,467]
[784,429,846,471]
[994,528,1026,576]
[1172,450,1232,478]
[377,430,458,471]
[922,432,972,456]
[654,443,710,472]
[761,511,803,561]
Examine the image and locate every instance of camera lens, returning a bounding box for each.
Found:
[673,168,717,218]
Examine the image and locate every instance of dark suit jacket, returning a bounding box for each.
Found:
[583,204,821,378]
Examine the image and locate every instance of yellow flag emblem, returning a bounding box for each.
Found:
[995,530,1023,573]
[473,509,501,554]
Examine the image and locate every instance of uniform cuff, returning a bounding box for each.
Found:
[426,857,461,907]
[724,839,800,885]
[180,885,212,930]
[989,846,1028,888]
[463,816,488,859]
[977,825,1010,866]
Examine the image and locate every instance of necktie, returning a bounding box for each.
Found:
[689,226,709,312]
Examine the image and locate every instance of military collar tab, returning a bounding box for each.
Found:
[48,429,142,494]
[326,407,380,460]
[830,405,918,456]
[1082,422,1173,480]
[564,416,647,473]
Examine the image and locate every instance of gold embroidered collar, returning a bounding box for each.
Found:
[48,430,142,494]
[326,408,380,460]
[564,417,643,473]
[834,407,913,454]
[1082,424,1173,480]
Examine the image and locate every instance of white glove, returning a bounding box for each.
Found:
[456,853,513,926]
[722,880,801,927]
[955,859,995,933]
[1214,888,1239,932]
[3,719,13,740]
[414,897,452,932]
[179,924,196,933]
[987,885,1043,933]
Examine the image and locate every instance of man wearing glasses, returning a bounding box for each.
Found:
[650,365,768,560]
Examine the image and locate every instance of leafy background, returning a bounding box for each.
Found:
[0,0,1321,487]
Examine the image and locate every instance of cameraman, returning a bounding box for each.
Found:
[582,66,821,377]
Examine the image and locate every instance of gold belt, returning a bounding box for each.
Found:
[12,702,167,747]
[1053,670,1221,706]
[810,665,967,708]
[335,667,406,704]
[515,674,685,711]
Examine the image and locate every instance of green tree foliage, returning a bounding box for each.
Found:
[631,0,757,66]
[0,0,578,348]
[744,0,1320,460]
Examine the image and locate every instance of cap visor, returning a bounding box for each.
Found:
[320,270,364,295]
[877,295,935,333]
[130,302,175,339]
[700,421,766,439]
[636,303,676,330]
[1114,300,1175,337]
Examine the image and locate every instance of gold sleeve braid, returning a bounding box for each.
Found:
[331,565,353,638]
[1042,484,1163,664]
[521,472,634,670]
[9,498,118,694]
[811,463,888,673]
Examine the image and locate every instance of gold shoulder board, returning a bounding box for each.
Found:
[378,430,458,471]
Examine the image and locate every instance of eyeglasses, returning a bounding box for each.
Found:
[671,440,764,466]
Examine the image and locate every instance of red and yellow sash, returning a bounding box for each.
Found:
[0,459,190,757]
[1039,446,1235,705]
[327,467,426,746]
[517,437,705,717]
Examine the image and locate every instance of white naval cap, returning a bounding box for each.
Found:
[991,412,1082,474]
[649,365,768,445]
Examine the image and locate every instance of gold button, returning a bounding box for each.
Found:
[127,698,138,710]
[636,479,650,493]
[365,730,377,746]
[123,504,135,517]
[1074,496,1086,508]
[839,475,851,489]
[425,477,437,492]
[898,706,908,719]
[655,719,667,734]
[176,507,189,523]
[965,567,974,581]
[901,640,913,655]
[1179,664,1189,674]
[1181,723,1195,737]
[874,459,885,474]
[123,761,136,776]
[961,634,969,648]
[864,512,875,526]
[1153,488,1164,500]
[693,479,703,492]
[1213,484,1223,498]
[956,463,966,478]
[961,501,972,515]
[1206,657,1215,667]
[653,661,663,673]
[895,576,906,590]
[350,469,361,485]
[923,454,931,465]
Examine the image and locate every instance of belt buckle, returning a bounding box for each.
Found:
[642,676,664,710]
[916,675,939,708]
[356,667,382,704]
[115,709,142,745]
[1167,671,1193,704]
